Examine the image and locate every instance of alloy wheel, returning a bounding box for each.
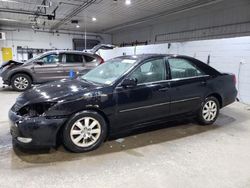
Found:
[14,76,29,90]
[202,100,218,121]
[70,117,101,147]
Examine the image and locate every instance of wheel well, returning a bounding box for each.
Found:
[10,72,33,83]
[207,93,223,108]
[55,108,110,146]
[85,108,110,129]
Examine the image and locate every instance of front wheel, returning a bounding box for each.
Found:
[11,73,32,91]
[197,97,220,125]
[62,111,107,153]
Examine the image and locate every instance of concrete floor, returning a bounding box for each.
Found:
[0,82,250,188]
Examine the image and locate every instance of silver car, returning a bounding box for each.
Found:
[0,50,104,91]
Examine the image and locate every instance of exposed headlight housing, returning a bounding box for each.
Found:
[17,102,56,117]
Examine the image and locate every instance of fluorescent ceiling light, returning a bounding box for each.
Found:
[0,18,19,22]
[0,0,40,5]
[0,0,18,3]
[37,5,49,8]
[125,0,131,5]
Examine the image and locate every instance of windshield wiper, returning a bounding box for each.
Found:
[80,77,98,85]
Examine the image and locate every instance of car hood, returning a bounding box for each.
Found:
[16,79,104,106]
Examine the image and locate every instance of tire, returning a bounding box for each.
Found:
[62,111,107,153]
[197,96,220,125]
[11,73,32,91]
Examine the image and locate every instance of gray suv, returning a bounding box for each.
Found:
[0,50,104,91]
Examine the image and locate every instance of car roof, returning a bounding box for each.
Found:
[115,54,207,62]
[115,54,176,61]
[113,54,220,76]
[42,50,95,55]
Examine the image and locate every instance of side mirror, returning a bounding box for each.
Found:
[35,60,44,65]
[121,78,137,88]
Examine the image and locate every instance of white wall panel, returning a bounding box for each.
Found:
[0,29,111,64]
[99,46,135,61]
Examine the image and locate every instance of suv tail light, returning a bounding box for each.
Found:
[232,74,236,85]
[99,57,104,65]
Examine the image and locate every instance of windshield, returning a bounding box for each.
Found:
[81,58,137,85]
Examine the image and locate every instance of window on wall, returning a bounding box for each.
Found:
[73,39,100,50]
[168,58,205,79]
[129,58,166,84]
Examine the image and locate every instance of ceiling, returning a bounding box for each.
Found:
[0,0,222,33]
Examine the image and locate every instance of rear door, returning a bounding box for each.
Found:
[62,53,85,77]
[33,53,64,82]
[167,58,209,115]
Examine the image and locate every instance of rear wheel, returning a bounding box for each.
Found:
[63,111,107,153]
[11,73,32,91]
[197,96,220,125]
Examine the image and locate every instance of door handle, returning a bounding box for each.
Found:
[201,81,207,86]
[158,87,169,92]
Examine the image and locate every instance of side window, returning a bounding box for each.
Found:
[65,54,83,63]
[130,58,166,84]
[168,58,205,79]
[40,54,62,64]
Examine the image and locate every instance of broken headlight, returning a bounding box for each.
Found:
[18,102,56,117]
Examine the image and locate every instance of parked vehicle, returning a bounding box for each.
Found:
[0,44,114,91]
[9,54,237,152]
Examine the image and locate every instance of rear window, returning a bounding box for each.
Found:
[84,55,95,62]
[168,58,205,79]
[66,54,83,63]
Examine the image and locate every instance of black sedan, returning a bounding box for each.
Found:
[9,54,237,152]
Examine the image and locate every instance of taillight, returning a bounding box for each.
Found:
[232,74,236,85]
[99,57,104,65]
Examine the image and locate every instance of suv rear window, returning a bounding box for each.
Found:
[84,55,95,63]
[65,54,83,63]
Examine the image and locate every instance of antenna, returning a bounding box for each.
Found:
[84,13,87,51]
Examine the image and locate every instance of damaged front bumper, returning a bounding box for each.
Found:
[0,69,10,86]
[9,109,68,148]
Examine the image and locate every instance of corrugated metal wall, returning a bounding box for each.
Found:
[112,0,250,45]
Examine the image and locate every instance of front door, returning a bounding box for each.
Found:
[115,58,171,130]
[33,53,64,82]
[167,58,209,115]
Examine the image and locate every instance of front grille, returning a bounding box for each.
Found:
[10,125,19,137]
